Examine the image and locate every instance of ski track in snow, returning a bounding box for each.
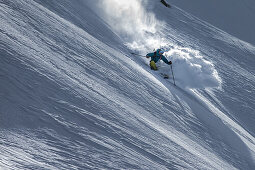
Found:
[1,0,255,169]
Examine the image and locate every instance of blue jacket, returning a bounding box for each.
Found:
[146,49,169,64]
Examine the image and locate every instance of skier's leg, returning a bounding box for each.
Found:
[150,61,158,70]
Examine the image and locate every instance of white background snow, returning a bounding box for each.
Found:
[0,0,255,169]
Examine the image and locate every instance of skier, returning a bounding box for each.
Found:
[146,49,172,70]
[160,0,171,8]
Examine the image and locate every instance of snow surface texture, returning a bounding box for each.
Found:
[170,0,255,46]
[1,0,255,169]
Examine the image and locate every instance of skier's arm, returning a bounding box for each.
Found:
[146,52,154,58]
[161,55,169,63]
[161,55,172,65]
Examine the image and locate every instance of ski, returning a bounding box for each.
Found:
[160,73,170,79]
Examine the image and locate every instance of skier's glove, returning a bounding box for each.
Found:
[168,61,172,65]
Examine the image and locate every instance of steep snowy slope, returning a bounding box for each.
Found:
[1,0,255,169]
[170,0,255,45]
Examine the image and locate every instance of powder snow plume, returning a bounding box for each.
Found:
[98,0,165,51]
[165,46,222,89]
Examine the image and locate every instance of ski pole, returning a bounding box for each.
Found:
[130,52,145,57]
[170,64,176,86]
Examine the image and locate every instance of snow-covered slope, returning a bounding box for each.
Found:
[170,0,255,45]
[1,0,255,169]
